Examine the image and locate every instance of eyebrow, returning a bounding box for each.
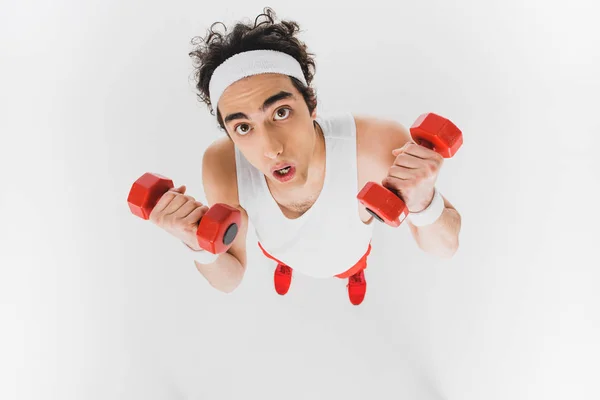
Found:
[223,91,295,125]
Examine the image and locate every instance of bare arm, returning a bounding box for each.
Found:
[357,116,461,258]
[193,139,249,293]
[407,196,461,258]
[193,252,246,294]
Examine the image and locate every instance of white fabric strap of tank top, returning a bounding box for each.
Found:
[183,241,219,264]
[407,187,445,226]
[209,50,308,108]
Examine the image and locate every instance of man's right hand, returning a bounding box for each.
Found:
[148,185,209,251]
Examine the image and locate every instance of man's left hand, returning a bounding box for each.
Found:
[381,141,444,213]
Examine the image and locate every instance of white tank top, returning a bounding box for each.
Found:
[234,111,375,278]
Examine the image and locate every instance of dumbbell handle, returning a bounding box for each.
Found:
[414,137,435,151]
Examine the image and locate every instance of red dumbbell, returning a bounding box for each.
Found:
[357,112,463,227]
[127,172,241,254]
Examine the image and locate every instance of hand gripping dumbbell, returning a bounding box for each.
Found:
[357,112,463,227]
[127,172,241,254]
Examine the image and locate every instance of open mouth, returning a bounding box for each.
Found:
[275,166,291,175]
[272,165,296,182]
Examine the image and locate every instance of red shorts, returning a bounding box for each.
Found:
[257,241,372,279]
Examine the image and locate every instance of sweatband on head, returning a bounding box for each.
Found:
[208,49,308,109]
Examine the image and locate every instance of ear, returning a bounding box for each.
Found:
[310,107,317,119]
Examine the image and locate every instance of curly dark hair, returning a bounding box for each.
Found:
[188,7,318,132]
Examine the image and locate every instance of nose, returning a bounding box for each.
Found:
[262,132,283,159]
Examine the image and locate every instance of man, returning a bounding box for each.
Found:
[154,8,461,306]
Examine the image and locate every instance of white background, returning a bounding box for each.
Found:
[1,1,599,399]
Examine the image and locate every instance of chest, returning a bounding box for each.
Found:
[275,153,380,224]
[274,117,389,222]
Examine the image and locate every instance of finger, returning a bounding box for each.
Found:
[150,192,179,221]
[150,185,185,215]
[387,165,418,180]
[183,203,209,224]
[165,194,196,217]
[392,153,422,169]
[172,198,200,220]
[169,185,186,195]
[392,141,417,154]
[381,176,408,197]
[399,143,436,159]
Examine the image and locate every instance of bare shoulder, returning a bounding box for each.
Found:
[202,137,239,206]
[354,114,412,178]
[202,137,249,268]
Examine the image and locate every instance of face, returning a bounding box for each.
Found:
[217,73,320,193]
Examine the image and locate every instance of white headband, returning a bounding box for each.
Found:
[208,49,308,109]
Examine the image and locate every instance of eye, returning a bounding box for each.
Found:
[274,107,291,120]
[235,123,252,136]
[233,107,291,135]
